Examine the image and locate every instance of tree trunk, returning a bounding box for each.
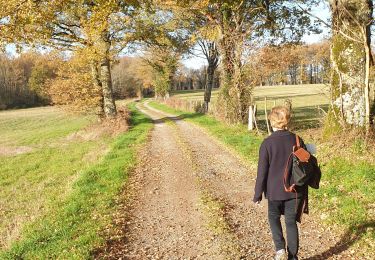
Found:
[90,61,104,118]
[218,29,250,123]
[199,40,219,113]
[100,57,117,118]
[314,65,317,84]
[365,0,374,129]
[137,86,143,99]
[96,29,117,118]
[204,62,215,112]
[364,29,371,130]
[328,0,371,128]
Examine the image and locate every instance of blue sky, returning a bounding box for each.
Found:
[182,3,331,69]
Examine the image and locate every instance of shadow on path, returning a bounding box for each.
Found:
[305,220,375,260]
[151,113,205,125]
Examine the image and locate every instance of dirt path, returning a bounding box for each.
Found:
[98,101,356,259]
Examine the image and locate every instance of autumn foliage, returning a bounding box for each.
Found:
[252,42,330,86]
[46,52,102,114]
[0,0,373,129]
[0,52,58,109]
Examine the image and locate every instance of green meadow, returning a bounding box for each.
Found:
[0,104,153,258]
[171,84,330,130]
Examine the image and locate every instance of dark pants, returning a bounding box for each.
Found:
[268,198,300,259]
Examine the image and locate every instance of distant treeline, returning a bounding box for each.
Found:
[166,41,331,91]
[0,52,56,110]
[253,41,330,86]
[0,41,330,109]
[113,42,330,94]
[172,66,220,91]
[111,56,220,97]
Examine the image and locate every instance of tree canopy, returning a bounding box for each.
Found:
[1,0,373,131]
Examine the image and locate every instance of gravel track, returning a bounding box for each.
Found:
[98,101,358,260]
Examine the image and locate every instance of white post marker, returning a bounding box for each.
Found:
[248,106,254,131]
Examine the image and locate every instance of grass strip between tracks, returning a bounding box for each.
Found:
[147,100,263,165]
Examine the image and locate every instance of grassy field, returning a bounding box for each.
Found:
[172,84,328,99]
[148,96,375,256]
[172,84,330,130]
[0,107,98,248]
[0,103,153,258]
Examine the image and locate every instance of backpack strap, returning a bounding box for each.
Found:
[283,152,295,192]
[286,136,302,212]
[283,152,298,212]
[284,135,300,192]
[296,135,300,147]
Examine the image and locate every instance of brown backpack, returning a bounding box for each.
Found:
[283,135,321,193]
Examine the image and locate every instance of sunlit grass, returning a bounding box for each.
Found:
[0,103,153,258]
[171,84,329,103]
[0,107,94,146]
[171,84,329,130]
[0,107,99,248]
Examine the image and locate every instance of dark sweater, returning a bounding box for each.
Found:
[253,130,306,202]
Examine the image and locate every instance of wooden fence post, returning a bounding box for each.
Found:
[265,97,271,135]
[253,104,259,132]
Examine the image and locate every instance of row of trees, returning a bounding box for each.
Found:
[3,0,318,119]
[1,0,374,131]
[0,40,330,110]
[252,41,330,86]
[0,53,56,109]
[112,40,329,97]
[173,66,220,92]
[113,39,331,98]
[0,49,219,111]
[111,56,220,98]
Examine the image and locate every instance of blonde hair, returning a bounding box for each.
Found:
[268,106,291,129]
